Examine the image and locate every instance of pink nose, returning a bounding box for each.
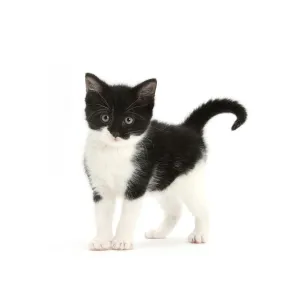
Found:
[113,136,121,142]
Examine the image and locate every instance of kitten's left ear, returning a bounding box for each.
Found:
[133,79,157,103]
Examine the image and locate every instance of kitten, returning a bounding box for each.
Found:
[84,73,247,250]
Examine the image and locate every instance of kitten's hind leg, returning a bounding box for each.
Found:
[183,190,209,244]
[145,196,182,239]
[188,212,209,244]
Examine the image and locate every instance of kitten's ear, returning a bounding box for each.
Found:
[133,79,157,103]
[85,73,107,93]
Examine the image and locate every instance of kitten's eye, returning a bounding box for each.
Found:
[101,114,110,123]
[124,117,134,125]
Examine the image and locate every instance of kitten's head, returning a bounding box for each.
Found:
[85,73,156,146]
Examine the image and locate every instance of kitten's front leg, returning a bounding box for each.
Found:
[89,191,116,251]
[112,170,150,250]
[112,198,143,250]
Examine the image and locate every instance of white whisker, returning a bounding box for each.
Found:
[90,90,110,109]
[87,108,108,120]
[127,104,149,111]
[128,111,146,120]
[125,97,141,112]
[129,130,144,135]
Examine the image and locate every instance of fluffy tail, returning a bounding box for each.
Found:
[183,99,247,132]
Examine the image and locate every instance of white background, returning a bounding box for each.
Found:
[0,0,299,299]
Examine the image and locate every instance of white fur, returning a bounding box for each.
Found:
[85,128,208,250]
[89,197,115,250]
[85,128,140,196]
[112,199,143,250]
[147,161,208,243]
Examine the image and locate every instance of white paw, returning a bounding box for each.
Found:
[145,229,167,239]
[188,232,207,244]
[89,237,111,251]
[111,239,133,250]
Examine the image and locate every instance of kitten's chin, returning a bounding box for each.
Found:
[89,128,145,147]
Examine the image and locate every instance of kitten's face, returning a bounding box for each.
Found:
[85,73,157,146]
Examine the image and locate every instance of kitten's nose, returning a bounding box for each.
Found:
[111,131,120,138]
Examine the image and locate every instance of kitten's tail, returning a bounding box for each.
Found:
[182,99,247,132]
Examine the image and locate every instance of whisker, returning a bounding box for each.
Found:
[86,103,109,110]
[89,90,110,109]
[151,125,168,132]
[94,104,109,109]
[127,104,150,111]
[98,94,110,109]
[86,108,108,120]
[129,130,144,135]
[87,111,100,120]
[127,111,146,120]
[125,97,141,112]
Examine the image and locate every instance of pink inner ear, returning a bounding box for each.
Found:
[138,81,157,98]
[86,79,97,92]
[85,74,105,93]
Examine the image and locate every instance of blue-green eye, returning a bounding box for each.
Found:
[124,117,134,125]
[101,114,110,123]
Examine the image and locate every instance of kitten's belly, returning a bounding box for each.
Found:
[85,143,135,196]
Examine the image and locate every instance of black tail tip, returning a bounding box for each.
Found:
[231,120,244,131]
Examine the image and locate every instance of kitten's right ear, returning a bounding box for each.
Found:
[85,73,107,93]
[133,78,157,104]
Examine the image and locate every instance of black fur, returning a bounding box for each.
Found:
[84,158,102,202]
[93,191,102,202]
[183,99,247,132]
[125,121,205,199]
[84,158,92,186]
[84,73,247,201]
[85,73,156,139]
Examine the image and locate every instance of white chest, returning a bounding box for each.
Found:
[85,139,135,196]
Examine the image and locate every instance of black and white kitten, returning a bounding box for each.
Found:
[84,73,247,250]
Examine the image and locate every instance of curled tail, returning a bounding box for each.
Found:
[183,99,247,132]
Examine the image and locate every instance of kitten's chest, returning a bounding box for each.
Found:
[85,143,135,194]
